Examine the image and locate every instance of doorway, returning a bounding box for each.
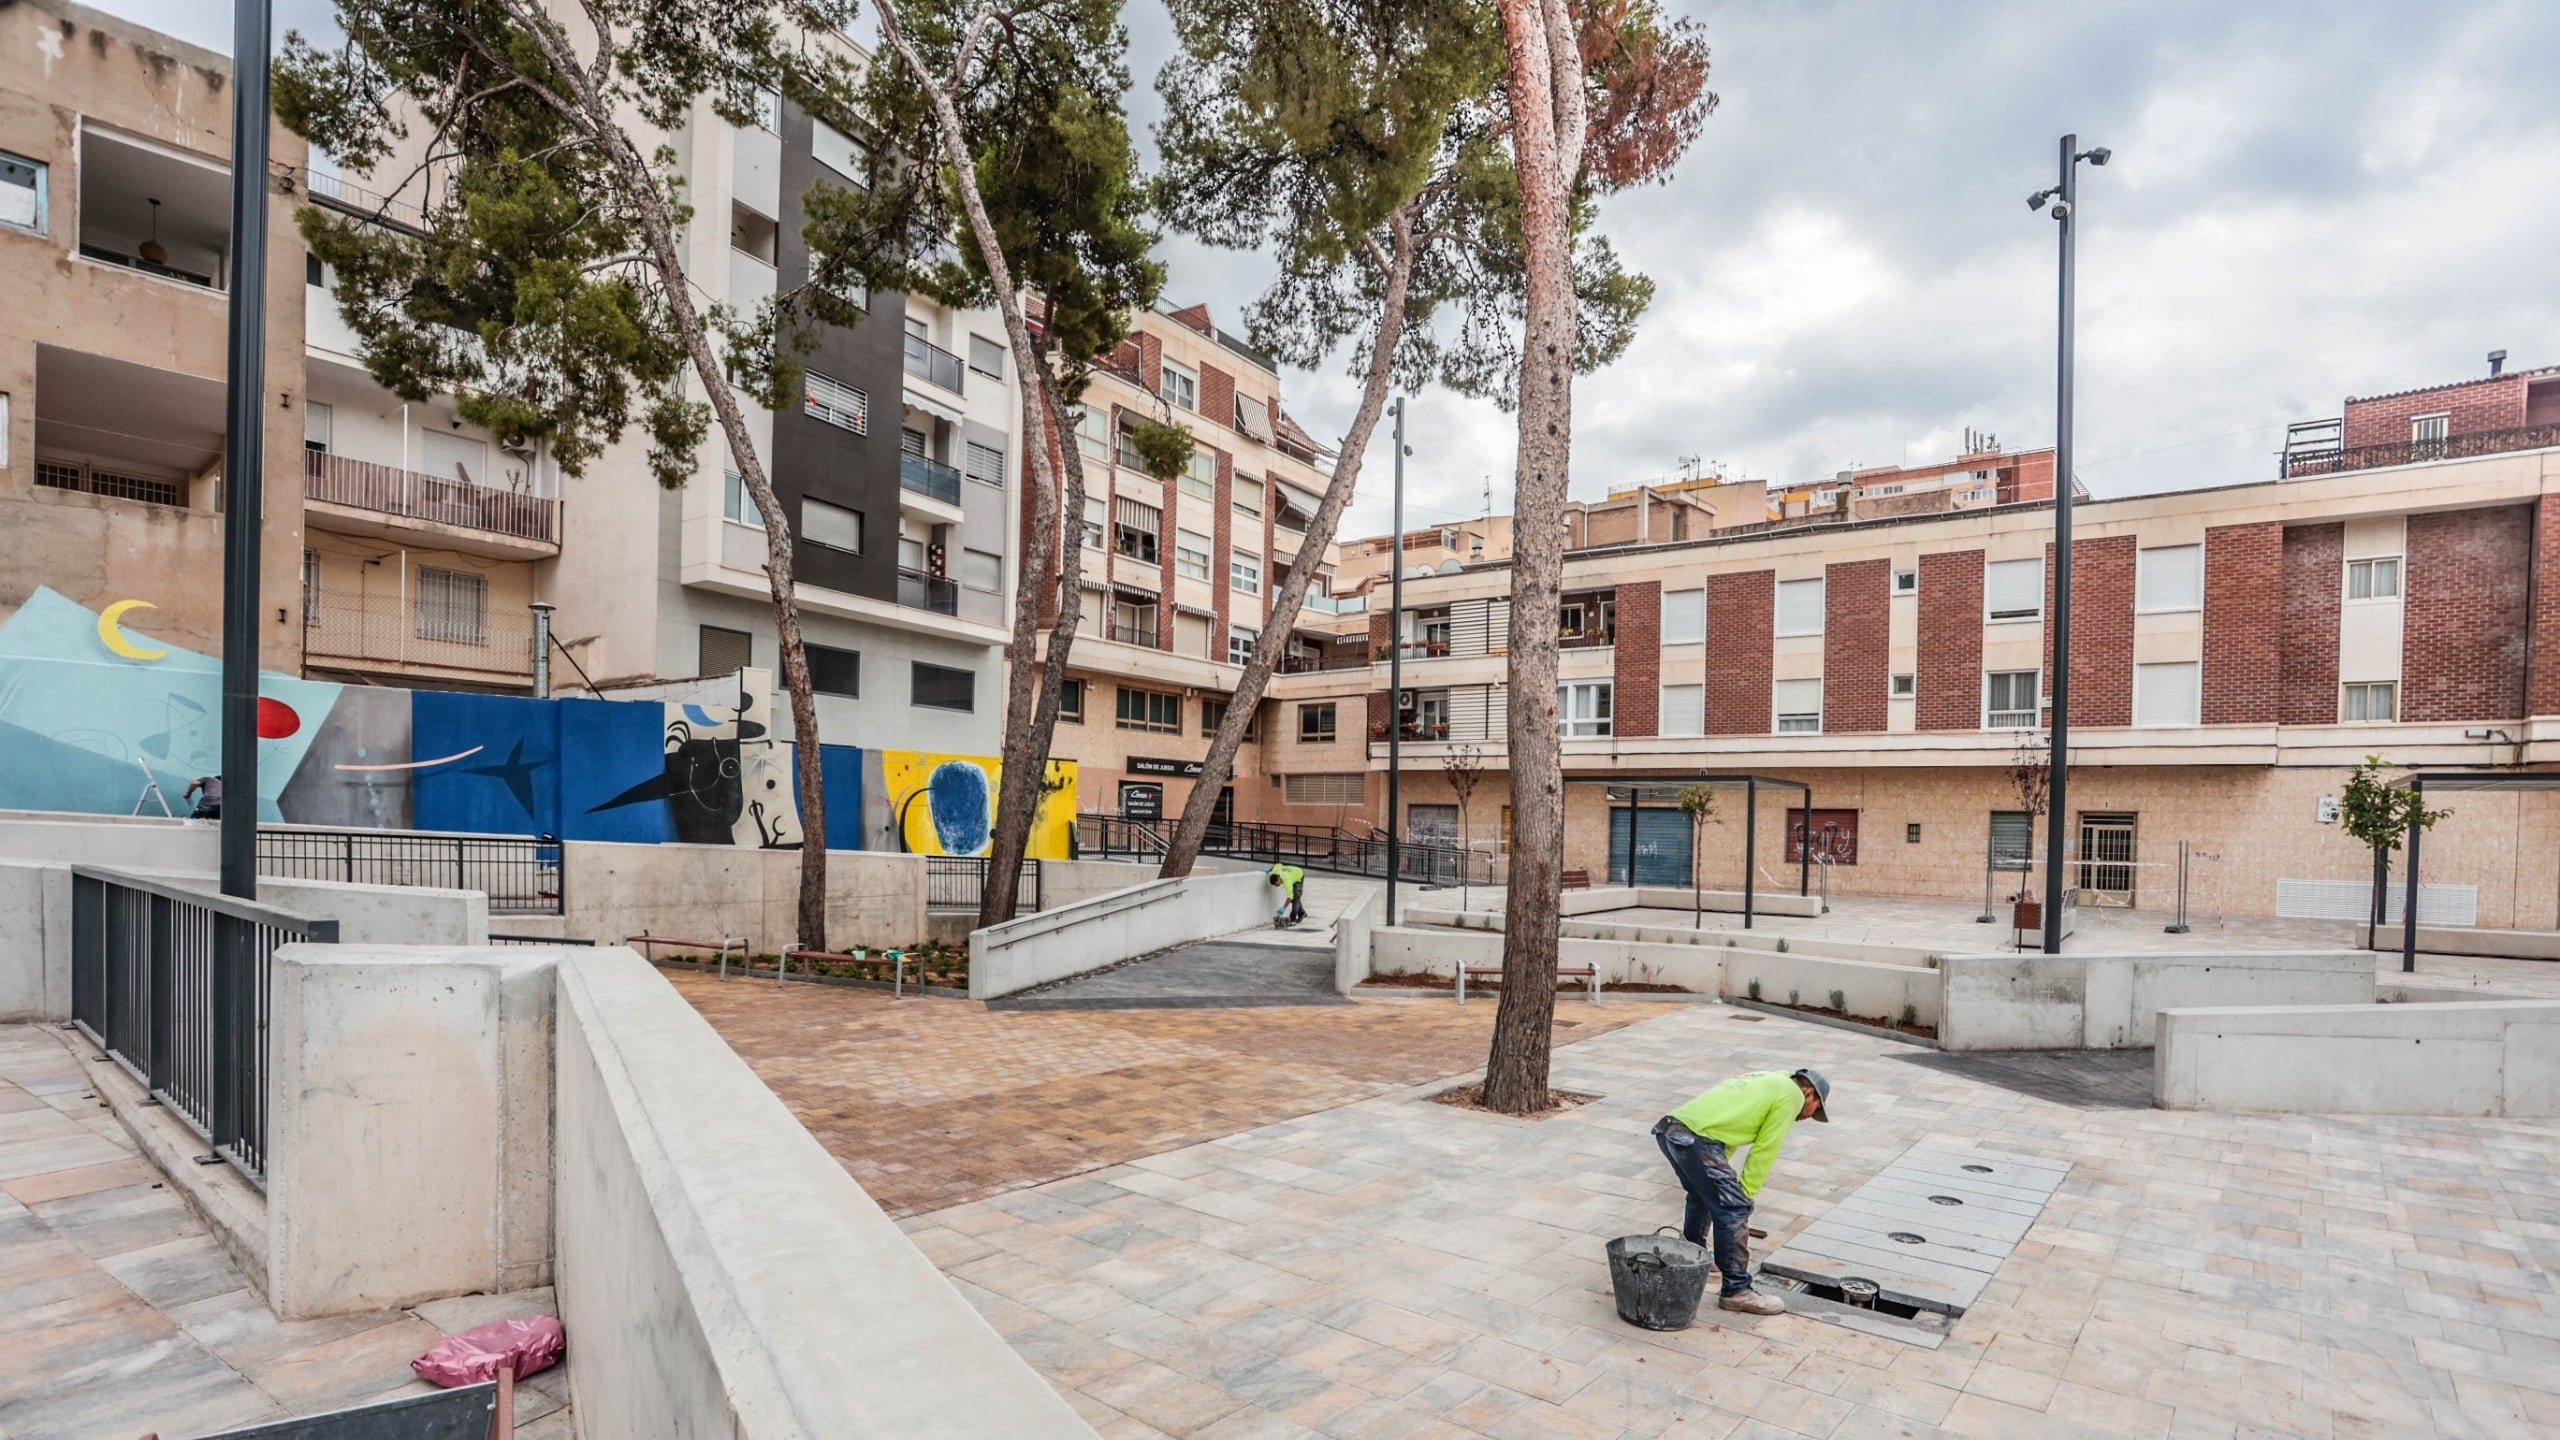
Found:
[2077,812,2136,906]
[1608,806,1694,887]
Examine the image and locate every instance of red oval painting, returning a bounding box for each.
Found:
[257,697,301,740]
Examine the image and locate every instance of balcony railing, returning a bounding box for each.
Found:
[898,568,959,616]
[899,452,963,506]
[1110,619,1159,647]
[1279,651,1369,674]
[1559,626,1616,650]
[2279,421,2560,478]
[304,451,560,544]
[904,333,965,394]
[303,590,536,679]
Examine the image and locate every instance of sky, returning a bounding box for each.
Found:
[106,0,2560,540]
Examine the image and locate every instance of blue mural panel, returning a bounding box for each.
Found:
[554,698,677,843]
[410,691,560,836]
[798,744,867,852]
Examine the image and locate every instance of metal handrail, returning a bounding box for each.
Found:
[256,827,562,915]
[903,332,965,393]
[899,452,963,506]
[2279,421,2560,478]
[898,568,959,615]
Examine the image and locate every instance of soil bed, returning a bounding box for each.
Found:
[1428,1082,1602,1120]
[1359,973,1691,994]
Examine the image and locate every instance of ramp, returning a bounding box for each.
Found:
[988,939,1348,1010]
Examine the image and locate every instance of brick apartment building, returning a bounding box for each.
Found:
[1237,361,2560,927]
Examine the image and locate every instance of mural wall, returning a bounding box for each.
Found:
[882,751,1078,858]
[0,587,1070,855]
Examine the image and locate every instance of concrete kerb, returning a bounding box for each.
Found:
[2156,999,2560,1116]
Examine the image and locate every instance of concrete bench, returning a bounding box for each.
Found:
[1457,961,1599,1005]
[625,932,751,979]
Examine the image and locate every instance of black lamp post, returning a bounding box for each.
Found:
[2027,134,2107,956]
[1385,396,1406,926]
[218,0,274,901]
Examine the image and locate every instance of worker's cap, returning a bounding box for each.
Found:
[1792,1067,1832,1123]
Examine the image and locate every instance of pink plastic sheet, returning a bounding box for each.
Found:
[412,1315,565,1388]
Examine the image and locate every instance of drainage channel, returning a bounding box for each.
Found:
[1758,1142,2070,1347]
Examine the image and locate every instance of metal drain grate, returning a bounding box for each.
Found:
[1760,1142,2069,1342]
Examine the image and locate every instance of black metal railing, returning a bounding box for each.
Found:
[257,828,564,916]
[898,568,959,616]
[1110,619,1159,647]
[903,332,965,393]
[1076,814,1170,859]
[899,452,963,506]
[925,855,1042,913]
[1074,813,1492,885]
[1280,651,1371,673]
[2279,421,2560,478]
[70,867,338,1188]
[489,933,597,946]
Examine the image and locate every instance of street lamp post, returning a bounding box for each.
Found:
[2028,134,2107,957]
[1385,397,1406,926]
[218,0,274,902]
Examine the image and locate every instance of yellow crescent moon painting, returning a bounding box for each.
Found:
[97,600,168,662]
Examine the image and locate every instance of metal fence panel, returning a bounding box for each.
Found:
[257,828,563,916]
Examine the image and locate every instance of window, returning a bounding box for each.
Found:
[1175,610,1214,658]
[1299,702,1337,742]
[750,88,782,132]
[1180,446,1217,500]
[304,401,333,454]
[1176,529,1212,580]
[2136,544,2203,612]
[0,150,44,235]
[1662,588,1705,644]
[1985,669,2038,729]
[2410,413,2449,445]
[422,431,488,486]
[961,548,1002,592]
[965,440,1005,487]
[807,643,860,697]
[1115,496,1160,563]
[1661,683,1704,737]
[1774,678,1822,734]
[1907,823,1922,844]
[1162,359,1199,411]
[2342,680,2396,723]
[1989,810,2033,865]
[811,119,867,183]
[301,549,322,626]
[1285,773,1365,806]
[1891,673,1917,699]
[1057,678,1085,723]
[1558,681,1613,738]
[1111,596,1156,646]
[1775,578,1825,636]
[1203,698,1258,739]
[968,335,1005,379]
[1233,474,1263,517]
[1082,513,1103,550]
[802,371,869,433]
[1116,685,1182,733]
[415,567,486,645]
[912,662,976,712]
[722,471,766,528]
[1892,570,1918,596]
[699,624,752,677]
[1986,557,2043,620]
[730,202,778,264]
[1071,405,1110,463]
[801,498,863,552]
[899,535,925,571]
[2133,660,2200,727]
[1227,625,1258,666]
[1231,552,1262,595]
[2347,556,2401,601]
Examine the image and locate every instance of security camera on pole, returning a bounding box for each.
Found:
[2026,135,2106,956]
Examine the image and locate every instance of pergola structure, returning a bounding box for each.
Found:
[1571,774,1813,930]
[2394,771,2560,972]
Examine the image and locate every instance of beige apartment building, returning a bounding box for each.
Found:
[0,1,308,665]
[1247,368,2560,928]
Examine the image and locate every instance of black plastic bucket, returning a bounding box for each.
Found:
[1606,1229,1712,1330]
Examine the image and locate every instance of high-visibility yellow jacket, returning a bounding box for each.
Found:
[1668,1071,1803,1198]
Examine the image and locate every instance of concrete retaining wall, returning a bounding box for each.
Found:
[1628,885,1826,918]
[1721,949,1942,1028]
[1038,858,1163,908]
[561,842,928,953]
[2156,1001,2560,1116]
[1334,886,1378,996]
[969,870,1269,1000]
[0,861,71,1021]
[554,947,1094,1438]
[0,814,217,870]
[2377,927,2560,962]
[1400,904,1945,967]
[267,945,560,1318]
[1939,952,2375,1052]
[1365,925,1939,1022]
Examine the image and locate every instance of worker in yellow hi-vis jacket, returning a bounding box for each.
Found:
[1651,1068,1831,1315]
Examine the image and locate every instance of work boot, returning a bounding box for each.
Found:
[1718,1289,1785,1316]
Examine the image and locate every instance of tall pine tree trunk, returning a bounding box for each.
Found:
[1159,213,1419,880]
[1483,0,1587,1115]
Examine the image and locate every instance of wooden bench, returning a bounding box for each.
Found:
[1560,868,1594,891]
[783,946,915,997]
[624,932,752,979]
[1456,961,1600,1005]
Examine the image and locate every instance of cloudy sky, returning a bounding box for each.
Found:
[111,0,2560,539]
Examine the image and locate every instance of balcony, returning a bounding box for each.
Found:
[899,452,963,506]
[305,450,561,546]
[30,346,224,511]
[78,128,231,292]
[903,332,965,394]
[1279,649,1369,674]
[898,568,959,616]
[2278,421,2560,478]
[1111,619,1160,647]
[303,589,534,683]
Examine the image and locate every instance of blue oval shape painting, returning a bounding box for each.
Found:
[928,761,992,855]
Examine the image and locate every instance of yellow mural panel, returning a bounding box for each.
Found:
[882,752,1077,858]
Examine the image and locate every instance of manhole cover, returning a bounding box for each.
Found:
[1888,1232,1925,1244]
[1928,1195,1963,1206]
[1960,1163,1992,1173]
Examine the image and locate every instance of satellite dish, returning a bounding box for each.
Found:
[1436,559,1462,574]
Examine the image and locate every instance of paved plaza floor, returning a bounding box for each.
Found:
[902,1000,2560,1440]
[0,1025,571,1440]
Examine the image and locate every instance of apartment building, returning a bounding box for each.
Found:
[1030,303,1373,828]
[1255,372,2560,926]
[0,1,307,664]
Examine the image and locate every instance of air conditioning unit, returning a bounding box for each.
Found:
[1396,689,1417,712]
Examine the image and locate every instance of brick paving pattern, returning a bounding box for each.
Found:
[0,1026,570,1440]
[671,969,1639,1217]
[906,1000,2560,1440]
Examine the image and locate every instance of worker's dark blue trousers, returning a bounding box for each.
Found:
[1653,1117,1753,1295]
